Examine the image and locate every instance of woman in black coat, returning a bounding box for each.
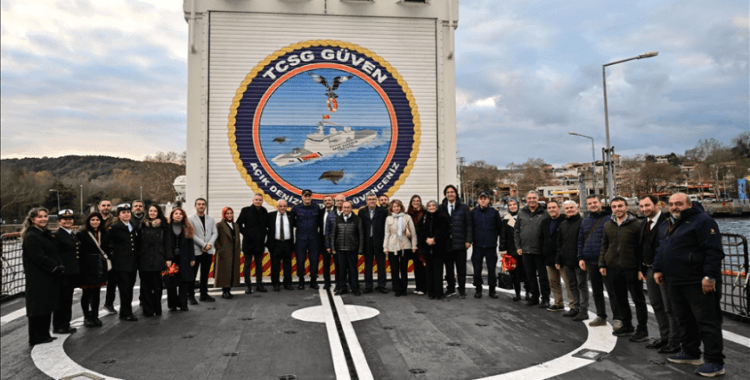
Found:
[77,212,110,327]
[167,207,195,311]
[418,200,450,300]
[501,199,530,302]
[138,205,173,317]
[22,207,64,346]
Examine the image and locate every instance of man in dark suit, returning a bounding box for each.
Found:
[639,195,676,352]
[318,195,336,289]
[266,200,294,291]
[237,194,269,293]
[359,193,388,294]
[107,204,140,322]
[330,201,364,295]
[51,209,80,334]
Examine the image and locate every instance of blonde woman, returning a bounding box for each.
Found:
[383,200,418,297]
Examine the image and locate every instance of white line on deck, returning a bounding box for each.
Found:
[332,292,375,380]
[319,288,352,380]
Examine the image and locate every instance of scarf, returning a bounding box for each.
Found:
[392,212,405,238]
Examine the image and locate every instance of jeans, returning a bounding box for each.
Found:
[471,248,497,288]
[296,236,319,283]
[564,265,589,312]
[647,267,678,344]
[604,267,648,332]
[586,262,608,319]
[668,281,725,365]
[547,266,574,308]
[523,254,550,301]
[445,248,467,293]
[389,250,411,294]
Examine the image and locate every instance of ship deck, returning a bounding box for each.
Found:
[1,277,748,380]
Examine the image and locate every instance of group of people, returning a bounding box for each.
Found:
[21,186,727,377]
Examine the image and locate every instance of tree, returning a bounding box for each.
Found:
[462,160,503,202]
[517,158,553,196]
[637,162,683,194]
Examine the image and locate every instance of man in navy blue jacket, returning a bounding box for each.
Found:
[577,195,612,327]
[359,193,389,294]
[441,184,473,298]
[290,189,321,290]
[654,193,725,378]
[470,191,502,299]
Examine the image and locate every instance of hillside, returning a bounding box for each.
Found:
[1,155,141,181]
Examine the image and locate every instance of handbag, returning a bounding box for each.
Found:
[161,263,180,289]
[497,254,516,290]
[88,231,112,271]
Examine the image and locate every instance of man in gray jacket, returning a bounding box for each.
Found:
[188,198,219,303]
[514,191,550,307]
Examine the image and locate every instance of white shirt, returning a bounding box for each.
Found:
[275,212,291,240]
[448,201,456,216]
[648,211,662,231]
[60,227,74,235]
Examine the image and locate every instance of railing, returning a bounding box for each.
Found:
[721,233,749,322]
[1,232,24,300]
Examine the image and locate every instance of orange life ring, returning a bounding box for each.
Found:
[327,98,338,113]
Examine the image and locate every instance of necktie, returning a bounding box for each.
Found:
[280,215,285,240]
[450,204,453,216]
[345,215,348,222]
[370,209,374,237]
[646,218,653,233]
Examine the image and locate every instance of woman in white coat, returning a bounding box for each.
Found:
[383,199,418,297]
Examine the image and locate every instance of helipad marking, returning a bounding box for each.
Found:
[331,292,375,380]
[319,288,352,380]
[292,304,379,323]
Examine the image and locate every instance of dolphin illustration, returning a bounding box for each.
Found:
[318,169,345,185]
[273,137,286,144]
[308,73,352,99]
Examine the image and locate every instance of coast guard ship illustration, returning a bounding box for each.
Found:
[271,121,377,167]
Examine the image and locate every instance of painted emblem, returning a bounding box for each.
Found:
[228,40,420,206]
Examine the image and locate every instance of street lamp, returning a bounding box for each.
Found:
[80,185,84,215]
[49,189,60,212]
[140,186,143,201]
[602,51,658,200]
[569,132,597,197]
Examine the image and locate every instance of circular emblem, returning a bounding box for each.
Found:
[228,40,420,206]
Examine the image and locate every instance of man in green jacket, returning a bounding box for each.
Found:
[599,196,648,341]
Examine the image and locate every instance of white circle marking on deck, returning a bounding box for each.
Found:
[292,305,379,323]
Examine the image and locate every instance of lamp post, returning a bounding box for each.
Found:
[569,132,597,197]
[603,51,658,201]
[80,185,83,215]
[140,186,143,201]
[49,189,60,212]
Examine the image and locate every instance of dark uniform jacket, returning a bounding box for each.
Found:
[331,213,364,254]
[22,227,62,317]
[440,198,473,251]
[108,221,140,272]
[138,219,173,272]
[266,211,295,253]
[318,207,336,250]
[577,209,611,264]
[77,229,109,286]
[541,216,563,266]
[556,214,582,267]
[639,211,669,272]
[359,206,387,252]
[599,213,643,271]
[470,206,503,249]
[52,227,80,276]
[236,205,268,254]
[653,202,724,285]
[418,211,450,256]
[291,204,321,241]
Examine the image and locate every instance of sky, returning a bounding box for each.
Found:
[1,0,748,168]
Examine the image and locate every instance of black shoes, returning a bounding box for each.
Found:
[297,283,305,290]
[103,304,117,315]
[378,287,389,294]
[572,311,589,321]
[222,290,233,299]
[488,288,498,299]
[547,305,565,312]
[84,318,96,328]
[30,337,57,346]
[363,288,373,294]
[273,286,281,291]
[169,307,178,312]
[310,282,320,290]
[257,285,268,293]
[630,330,650,342]
[646,338,668,349]
[199,294,215,302]
[444,289,456,298]
[613,325,636,337]
[284,285,293,291]
[119,315,138,322]
[188,296,199,305]
[526,299,539,306]
[179,306,189,312]
[563,309,579,318]
[658,344,681,354]
[245,286,253,294]
[512,294,521,302]
[474,290,482,299]
[53,327,77,334]
[353,289,361,296]
[539,300,551,309]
